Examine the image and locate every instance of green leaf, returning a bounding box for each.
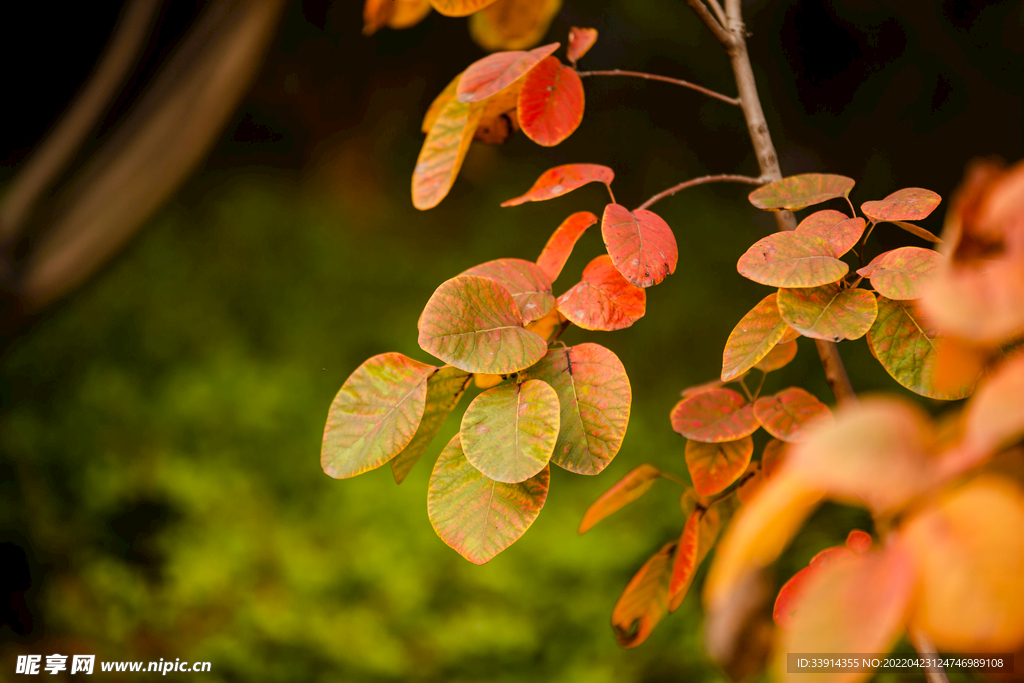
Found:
[753,387,832,443]
[612,541,675,648]
[461,258,556,324]
[535,211,598,283]
[517,55,585,146]
[748,173,855,211]
[502,165,614,207]
[669,506,721,612]
[412,96,485,210]
[685,436,754,496]
[524,343,632,475]
[429,0,500,17]
[777,284,878,341]
[418,275,548,374]
[868,296,975,400]
[427,434,549,564]
[391,366,473,484]
[457,42,560,101]
[601,204,678,288]
[461,379,560,483]
[861,188,941,222]
[857,247,942,300]
[737,232,848,288]
[755,339,799,373]
[796,212,866,257]
[721,293,789,382]
[578,463,661,533]
[557,254,646,331]
[322,353,436,479]
[670,388,760,443]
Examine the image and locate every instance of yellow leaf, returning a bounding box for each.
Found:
[412,97,485,210]
[469,0,562,51]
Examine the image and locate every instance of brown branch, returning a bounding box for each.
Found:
[706,0,727,26]
[577,69,740,106]
[636,174,764,211]
[684,0,735,50]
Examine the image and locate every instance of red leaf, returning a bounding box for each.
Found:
[670,388,760,443]
[601,204,678,288]
[669,506,721,611]
[501,164,614,207]
[567,26,598,64]
[753,387,832,442]
[517,56,585,146]
[685,436,755,496]
[557,255,646,331]
[535,211,598,282]
[612,541,675,648]
[456,42,560,103]
[578,464,661,533]
[846,529,872,554]
[861,188,942,222]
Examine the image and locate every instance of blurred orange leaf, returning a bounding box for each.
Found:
[567,26,598,64]
[429,0,500,17]
[469,0,562,51]
[457,42,559,103]
[778,284,877,341]
[461,258,555,324]
[748,173,855,211]
[502,164,614,207]
[961,353,1024,457]
[557,254,646,331]
[517,55,585,146]
[685,436,755,496]
[720,293,789,382]
[773,546,853,630]
[671,388,760,443]
[579,463,662,533]
[602,204,678,288]
[737,232,848,287]
[753,387,832,443]
[364,0,433,34]
[761,439,787,478]
[857,247,942,300]
[534,211,599,282]
[612,541,675,648]
[861,187,941,222]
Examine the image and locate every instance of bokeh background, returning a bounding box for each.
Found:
[2,1,1022,681]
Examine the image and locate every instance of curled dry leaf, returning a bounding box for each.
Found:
[427,434,549,564]
[861,187,942,222]
[737,232,848,288]
[457,42,560,102]
[670,387,760,443]
[669,506,721,612]
[796,211,866,258]
[602,204,678,288]
[469,0,562,52]
[502,164,614,207]
[754,339,799,373]
[534,211,599,282]
[578,463,661,533]
[517,55,585,146]
[418,275,548,374]
[752,387,832,443]
[557,254,646,331]
[777,284,878,342]
[720,293,789,382]
[567,26,598,64]
[461,258,555,324]
[413,96,485,210]
[857,246,942,300]
[461,380,560,483]
[612,541,675,648]
[524,343,631,475]
[748,173,855,211]
[685,436,755,496]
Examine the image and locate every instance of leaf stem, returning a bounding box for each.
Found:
[661,471,691,487]
[604,182,617,205]
[751,371,767,400]
[737,376,754,402]
[577,69,740,106]
[636,174,764,212]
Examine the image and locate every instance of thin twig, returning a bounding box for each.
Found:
[684,0,735,50]
[636,174,764,211]
[577,69,740,106]
[909,629,951,683]
[706,0,727,26]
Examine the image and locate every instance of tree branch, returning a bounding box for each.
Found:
[577,69,739,106]
[706,0,727,26]
[684,0,735,50]
[636,174,764,211]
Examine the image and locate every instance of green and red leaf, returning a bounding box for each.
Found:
[857,247,942,300]
[501,164,614,207]
[517,55,585,146]
[796,211,866,257]
[578,463,661,533]
[685,436,755,496]
[601,204,678,288]
[524,343,631,475]
[322,353,436,479]
[669,506,721,612]
[612,541,675,648]
[557,254,646,330]
[418,275,548,374]
[461,258,555,324]
[412,96,485,210]
[567,26,598,64]
[461,380,560,483]
[535,211,598,282]
[737,232,849,288]
[670,388,760,443]
[755,339,799,373]
[753,387,832,443]
[748,173,855,211]
[429,0,500,16]
[427,434,549,564]
[457,42,560,102]
[778,284,878,341]
[721,293,790,382]
[861,188,941,223]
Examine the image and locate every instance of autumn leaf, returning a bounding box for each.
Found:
[773,546,854,630]
[721,293,789,382]
[754,339,798,373]
[418,275,548,374]
[429,0,500,18]
[961,353,1024,457]
[474,80,523,144]
[861,188,941,222]
[752,387,832,443]
[524,343,631,475]
[391,365,473,484]
[460,258,555,324]
[557,254,646,330]
[777,284,878,341]
[422,73,462,134]
[748,173,855,211]
[578,463,661,533]
[856,247,942,300]
[427,434,549,564]
[412,95,484,210]
[685,436,754,496]
[681,378,728,399]
[892,220,941,243]
[322,353,436,479]
[501,164,614,207]
[796,210,865,257]
[612,541,675,648]
[469,0,562,51]
[534,211,598,282]
[567,26,598,65]
[457,42,560,103]
[737,232,848,288]
[363,0,432,35]
[601,204,678,288]
[517,55,585,146]
[670,388,760,443]
[669,506,721,612]
[761,439,786,478]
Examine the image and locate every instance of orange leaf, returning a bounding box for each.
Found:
[734,462,765,503]
[861,187,942,222]
[681,378,727,399]
[422,73,461,134]
[601,204,678,288]
[502,164,614,207]
[961,353,1024,460]
[457,42,560,102]
[761,439,787,478]
[753,387,832,443]
[845,529,872,554]
[670,387,760,443]
[778,284,878,342]
[412,96,484,210]
[669,506,721,612]
[612,541,675,648]
[517,55,585,146]
[461,258,555,324]
[754,339,798,373]
[748,173,855,211]
[796,211,866,257]
[567,26,598,64]
[469,0,562,51]
[578,463,662,533]
[721,293,789,381]
[364,0,432,34]
[773,546,853,630]
[534,211,598,282]
[737,232,848,288]
[856,247,942,300]
[557,254,646,331]
[429,0,500,17]
[685,437,754,496]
